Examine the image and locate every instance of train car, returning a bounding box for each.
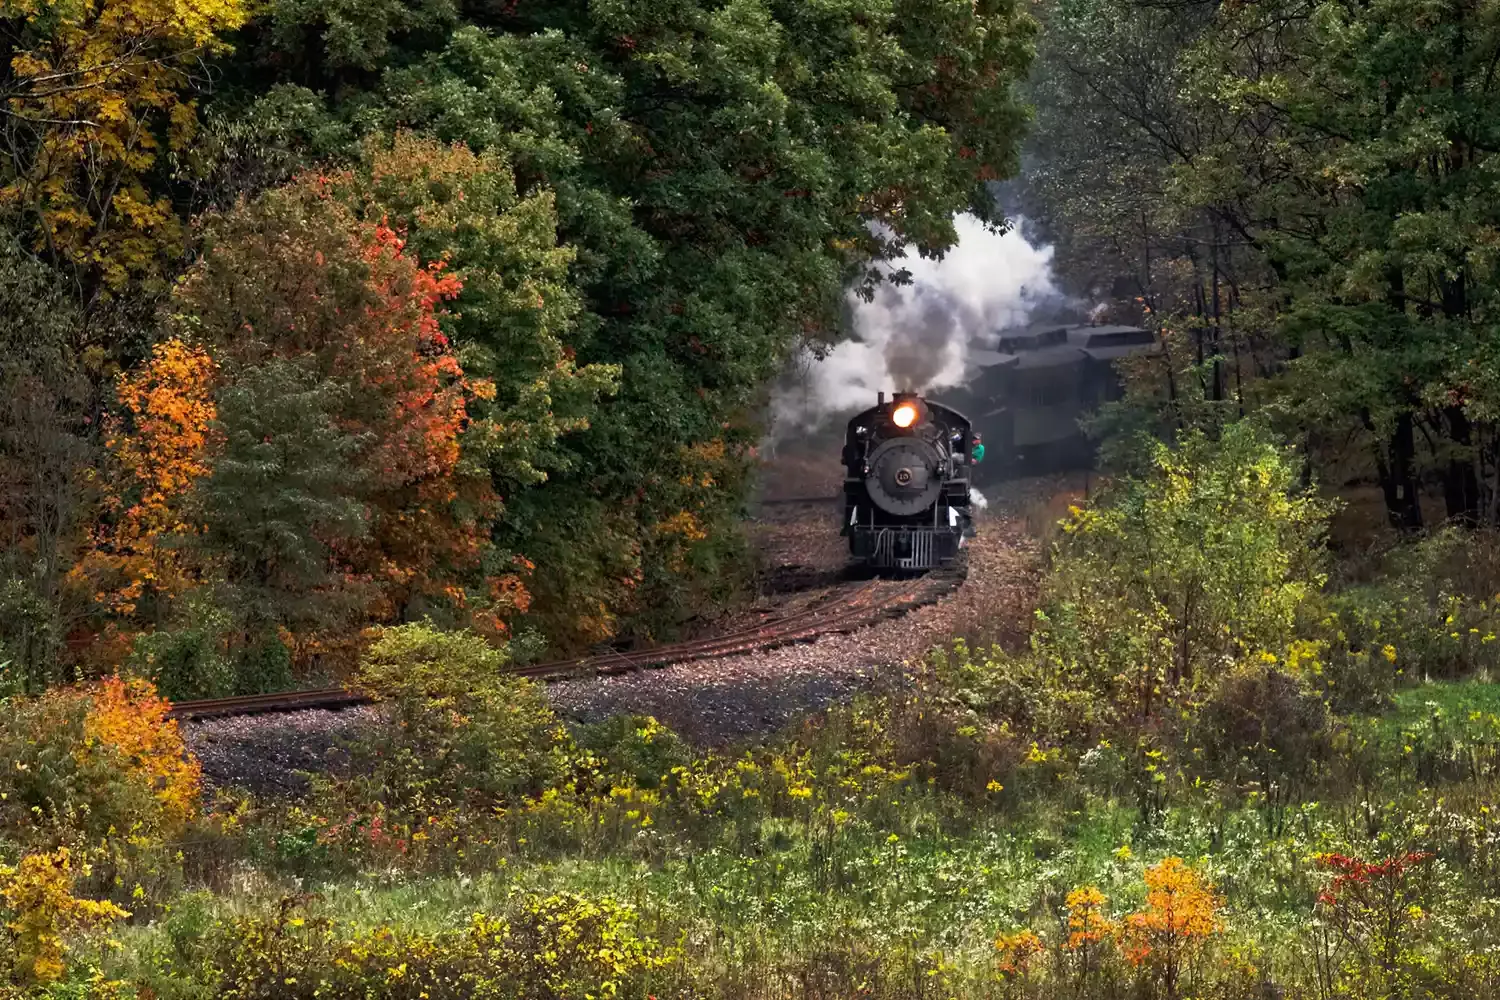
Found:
[944,324,1158,480]
[841,392,977,571]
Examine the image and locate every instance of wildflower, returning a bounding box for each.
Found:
[1381,645,1397,664]
[986,779,1004,793]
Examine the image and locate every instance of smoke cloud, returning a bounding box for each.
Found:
[771,214,1066,432]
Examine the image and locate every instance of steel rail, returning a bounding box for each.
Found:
[167,570,963,721]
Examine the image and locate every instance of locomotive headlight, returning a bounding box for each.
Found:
[891,403,918,429]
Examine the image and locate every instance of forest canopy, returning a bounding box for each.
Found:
[1022,0,1500,531]
[0,0,1038,692]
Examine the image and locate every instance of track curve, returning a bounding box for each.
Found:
[168,567,966,721]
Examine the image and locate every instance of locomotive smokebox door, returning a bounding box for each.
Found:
[865,438,943,516]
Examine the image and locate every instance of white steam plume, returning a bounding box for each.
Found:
[772,214,1062,431]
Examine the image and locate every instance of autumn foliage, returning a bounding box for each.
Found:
[1314,850,1434,974]
[0,0,250,294]
[1122,857,1223,998]
[81,339,219,617]
[81,675,202,830]
[0,847,130,985]
[0,676,202,845]
[69,166,534,676]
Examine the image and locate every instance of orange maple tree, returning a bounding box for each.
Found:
[333,220,512,624]
[77,339,219,619]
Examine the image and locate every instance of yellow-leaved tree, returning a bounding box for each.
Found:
[0,0,248,298]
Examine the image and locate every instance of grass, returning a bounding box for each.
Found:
[1381,675,1500,727]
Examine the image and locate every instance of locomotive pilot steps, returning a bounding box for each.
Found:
[842,392,978,571]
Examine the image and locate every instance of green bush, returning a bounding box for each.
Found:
[1043,422,1333,705]
[575,715,693,790]
[335,623,572,814]
[128,601,236,702]
[232,631,294,695]
[0,577,63,696]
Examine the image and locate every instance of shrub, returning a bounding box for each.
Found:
[205,891,680,1000]
[1063,886,1118,987]
[1044,422,1332,707]
[128,599,235,701]
[1122,857,1223,1000]
[575,715,692,790]
[0,676,202,849]
[335,623,572,814]
[1194,662,1333,796]
[1310,849,1439,991]
[231,630,294,695]
[0,847,131,985]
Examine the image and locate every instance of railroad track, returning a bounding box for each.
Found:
[168,569,965,721]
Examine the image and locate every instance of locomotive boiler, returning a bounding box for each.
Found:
[841,392,978,571]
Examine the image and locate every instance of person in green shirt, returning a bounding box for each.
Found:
[972,441,985,463]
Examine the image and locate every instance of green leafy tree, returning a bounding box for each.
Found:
[193,359,371,643]
[1034,0,1500,530]
[1225,0,1500,528]
[204,0,1037,648]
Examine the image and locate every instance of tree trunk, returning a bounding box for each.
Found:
[1443,406,1480,526]
[1379,412,1423,531]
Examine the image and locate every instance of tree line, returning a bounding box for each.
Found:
[1024,0,1500,530]
[0,0,1037,693]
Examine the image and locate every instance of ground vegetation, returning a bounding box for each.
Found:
[6,428,1500,997]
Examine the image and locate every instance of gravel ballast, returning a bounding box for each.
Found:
[548,512,1040,746]
[184,704,385,797]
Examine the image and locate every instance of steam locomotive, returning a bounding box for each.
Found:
[842,392,978,571]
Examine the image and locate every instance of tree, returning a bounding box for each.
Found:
[1044,422,1331,708]
[1027,0,1500,531]
[0,241,95,689]
[80,337,218,624]
[0,0,249,310]
[1229,0,1500,528]
[192,359,370,641]
[169,171,533,647]
[333,134,620,640]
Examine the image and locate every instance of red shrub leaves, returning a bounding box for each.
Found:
[1315,851,1433,908]
[1313,850,1433,973]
